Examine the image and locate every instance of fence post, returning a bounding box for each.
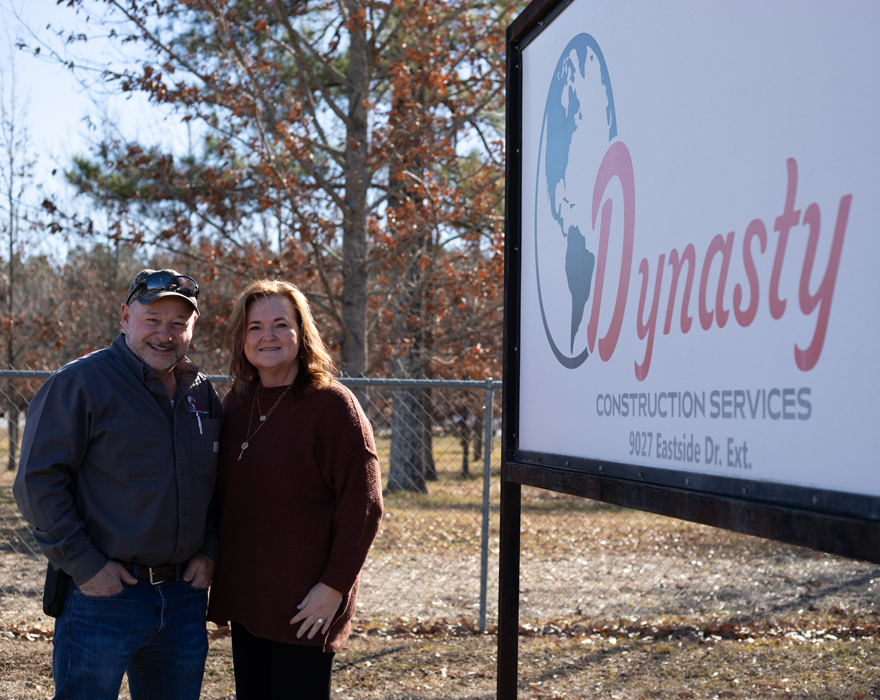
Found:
[479,377,494,632]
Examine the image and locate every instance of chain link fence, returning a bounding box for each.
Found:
[0,372,877,635]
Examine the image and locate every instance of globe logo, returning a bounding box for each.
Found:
[533,34,618,369]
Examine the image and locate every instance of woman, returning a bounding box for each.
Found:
[207,279,383,699]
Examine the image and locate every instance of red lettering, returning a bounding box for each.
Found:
[664,245,696,335]
[588,141,635,361]
[635,254,665,381]
[699,231,735,330]
[734,219,767,327]
[587,198,612,354]
[795,196,851,371]
[587,154,844,376]
[770,158,801,319]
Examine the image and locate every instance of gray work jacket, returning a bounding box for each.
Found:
[13,334,222,585]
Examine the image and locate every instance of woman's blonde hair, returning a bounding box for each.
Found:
[224,279,335,399]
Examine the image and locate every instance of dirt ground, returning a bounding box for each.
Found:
[1,617,879,699]
[3,471,879,698]
[2,518,879,698]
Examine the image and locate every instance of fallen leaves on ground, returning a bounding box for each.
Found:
[0,621,53,641]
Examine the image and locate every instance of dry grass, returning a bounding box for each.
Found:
[2,625,879,699]
[1,438,879,698]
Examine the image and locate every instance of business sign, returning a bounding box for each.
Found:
[509,0,880,524]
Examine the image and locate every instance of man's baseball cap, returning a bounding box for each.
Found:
[126,269,200,315]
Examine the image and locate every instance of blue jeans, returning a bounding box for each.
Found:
[53,576,209,700]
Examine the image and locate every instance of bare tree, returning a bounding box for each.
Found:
[0,42,40,470]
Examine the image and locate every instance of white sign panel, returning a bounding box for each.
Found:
[518,1,880,499]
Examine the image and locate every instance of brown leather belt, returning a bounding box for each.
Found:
[120,560,189,585]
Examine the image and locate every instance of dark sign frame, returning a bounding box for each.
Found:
[497,0,880,696]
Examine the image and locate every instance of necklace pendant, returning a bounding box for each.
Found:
[260,415,267,421]
[241,441,249,451]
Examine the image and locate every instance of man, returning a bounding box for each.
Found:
[14,269,222,700]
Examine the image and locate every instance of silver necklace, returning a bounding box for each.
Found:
[238,383,293,460]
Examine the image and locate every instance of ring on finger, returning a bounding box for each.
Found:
[317,618,324,624]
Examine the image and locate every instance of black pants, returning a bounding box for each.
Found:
[231,622,335,700]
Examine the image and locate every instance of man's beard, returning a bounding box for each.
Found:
[125,334,186,373]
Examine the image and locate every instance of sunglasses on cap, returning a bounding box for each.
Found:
[126,272,200,306]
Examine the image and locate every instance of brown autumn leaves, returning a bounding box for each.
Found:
[30,0,516,384]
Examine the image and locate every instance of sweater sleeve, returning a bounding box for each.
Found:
[317,387,384,594]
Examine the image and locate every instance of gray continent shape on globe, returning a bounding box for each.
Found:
[544,36,615,354]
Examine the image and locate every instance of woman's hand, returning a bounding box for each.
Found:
[290,582,343,639]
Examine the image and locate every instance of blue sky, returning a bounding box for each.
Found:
[1,0,97,202]
[1,0,188,217]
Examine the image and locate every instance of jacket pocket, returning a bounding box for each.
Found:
[192,417,220,482]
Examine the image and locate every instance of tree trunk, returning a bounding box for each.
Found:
[4,228,14,471]
[340,0,369,399]
[422,388,437,481]
[6,401,18,471]
[473,411,483,463]
[387,323,431,493]
[460,427,470,477]
[385,66,435,492]
[388,381,428,494]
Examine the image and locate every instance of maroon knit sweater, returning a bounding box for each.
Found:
[206,381,383,652]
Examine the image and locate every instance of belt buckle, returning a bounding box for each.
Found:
[148,567,170,585]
